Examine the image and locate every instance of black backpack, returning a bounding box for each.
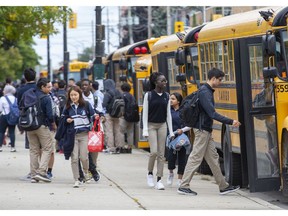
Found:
[123,93,139,122]
[108,90,125,118]
[57,93,67,114]
[179,90,202,128]
[18,88,48,131]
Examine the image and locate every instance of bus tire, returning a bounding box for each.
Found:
[222,124,242,186]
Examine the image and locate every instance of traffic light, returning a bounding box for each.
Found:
[69,13,77,29]
[174,21,184,33]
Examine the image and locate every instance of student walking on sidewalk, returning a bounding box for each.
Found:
[177,68,241,196]
[142,72,174,190]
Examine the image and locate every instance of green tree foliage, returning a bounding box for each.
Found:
[78,47,94,62]
[0,6,71,81]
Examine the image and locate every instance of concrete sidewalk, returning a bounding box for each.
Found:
[0,132,286,210]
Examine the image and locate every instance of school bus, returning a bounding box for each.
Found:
[175,6,288,194]
[106,38,160,94]
[57,60,91,82]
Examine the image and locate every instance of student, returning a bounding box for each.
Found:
[0,85,17,152]
[166,92,190,187]
[177,68,241,196]
[142,72,174,190]
[60,85,96,188]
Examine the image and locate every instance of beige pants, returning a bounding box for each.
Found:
[147,122,167,177]
[180,129,229,190]
[71,132,89,181]
[119,117,134,145]
[27,125,53,177]
[104,115,123,151]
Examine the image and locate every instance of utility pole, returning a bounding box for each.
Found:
[148,6,152,38]
[128,7,133,44]
[167,6,171,35]
[94,6,105,80]
[92,20,95,59]
[63,7,69,85]
[47,33,51,80]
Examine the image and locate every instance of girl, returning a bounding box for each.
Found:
[61,86,96,188]
[142,72,174,190]
[166,92,190,187]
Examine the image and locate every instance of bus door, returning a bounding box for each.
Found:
[238,37,281,192]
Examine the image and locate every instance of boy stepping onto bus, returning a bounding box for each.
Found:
[177,68,241,196]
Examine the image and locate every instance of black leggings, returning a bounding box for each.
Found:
[167,146,187,175]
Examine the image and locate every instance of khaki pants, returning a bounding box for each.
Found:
[71,132,89,181]
[27,125,53,177]
[147,122,167,177]
[180,129,229,190]
[104,115,123,151]
[119,117,134,145]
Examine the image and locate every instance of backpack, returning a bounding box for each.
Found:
[57,93,67,114]
[18,88,48,131]
[4,96,20,125]
[108,91,125,118]
[179,90,201,128]
[140,91,170,129]
[123,93,139,122]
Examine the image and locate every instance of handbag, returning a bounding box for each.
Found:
[88,119,104,152]
[166,132,190,151]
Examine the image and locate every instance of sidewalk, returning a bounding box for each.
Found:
[0,132,287,210]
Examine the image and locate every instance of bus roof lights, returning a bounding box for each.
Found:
[134,47,141,54]
[141,46,148,54]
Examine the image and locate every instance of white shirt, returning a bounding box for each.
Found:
[0,94,17,115]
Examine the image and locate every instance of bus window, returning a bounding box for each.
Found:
[215,42,223,71]
[249,45,264,82]
[167,57,180,92]
[199,44,207,81]
[187,46,199,83]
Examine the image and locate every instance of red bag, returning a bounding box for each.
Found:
[88,119,104,152]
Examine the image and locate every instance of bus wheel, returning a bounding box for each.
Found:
[222,125,242,186]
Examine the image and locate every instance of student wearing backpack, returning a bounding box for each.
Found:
[102,79,124,154]
[142,72,175,190]
[119,82,138,153]
[177,68,241,196]
[0,85,18,152]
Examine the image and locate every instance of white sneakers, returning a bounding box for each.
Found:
[147,174,154,187]
[167,173,174,186]
[73,180,81,188]
[147,174,165,190]
[155,180,165,190]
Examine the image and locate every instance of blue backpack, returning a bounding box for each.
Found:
[4,96,20,126]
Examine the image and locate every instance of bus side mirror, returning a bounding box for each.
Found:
[262,34,276,56]
[175,49,185,66]
[119,59,127,70]
[263,67,278,78]
[176,73,186,82]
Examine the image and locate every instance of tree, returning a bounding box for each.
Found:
[0,6,72,81]
[78,47,94,62]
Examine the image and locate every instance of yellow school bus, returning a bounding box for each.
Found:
[175,6,288,194]
[107,38,160,94]
[58,60,91,82]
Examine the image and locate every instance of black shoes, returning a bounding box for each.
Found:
[34,173,51,183]
[219,185,240,195]
[93,171,101,182]
[177,187,197,196]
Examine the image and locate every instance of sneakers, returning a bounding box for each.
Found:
[34,173,51,183]
[20,173,32,181]
[155,180,165,190]
[167,173,174,186]
[73,180,81,188]
[147,174,154,187]
[219,185,240,195]
[177,187,197,196]
[31,178,39,183]
[92,171,101,182]
[177,179,182,187]
[10,148,16,152]
[47,171,53,179]
[84,173,92,183]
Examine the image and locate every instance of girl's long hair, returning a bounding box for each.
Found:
[65,85,86,110]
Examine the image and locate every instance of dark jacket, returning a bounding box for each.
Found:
[196,83,233,132]
[35,89,55,127]
[55,116,75,160]
[102,79,122,115]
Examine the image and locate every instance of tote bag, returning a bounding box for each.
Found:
[88,119,104,152]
